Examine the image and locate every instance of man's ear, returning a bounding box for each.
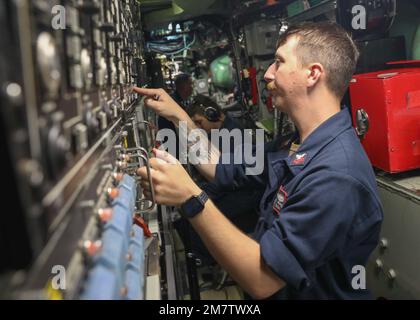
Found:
[306,63,323,88]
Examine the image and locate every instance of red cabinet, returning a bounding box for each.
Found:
[349,61,420,173]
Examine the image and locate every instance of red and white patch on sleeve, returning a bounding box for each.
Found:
[273,185,288,215]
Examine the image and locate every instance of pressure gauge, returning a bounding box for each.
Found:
[81,48,93,89]
[97,56,108,87]
[36,32,62,97]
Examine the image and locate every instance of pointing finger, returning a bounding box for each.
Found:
[133,86,162,98]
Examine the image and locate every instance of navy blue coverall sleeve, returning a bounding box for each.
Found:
[213,147,268,192]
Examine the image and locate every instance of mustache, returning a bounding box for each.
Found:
[267,82,276,90]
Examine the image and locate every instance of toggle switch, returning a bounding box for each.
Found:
[107,187,119,200]
[121,99,128,109]
[112,172,124,183]
[97,111,107,131]
[118,154,130,162]
[116,160,128,170]
[73,123,88,152]
[375,259,383,270]
[387,269,397,281]
[82,240,102,257]
[379,238,389,250]
[97,208,113,223]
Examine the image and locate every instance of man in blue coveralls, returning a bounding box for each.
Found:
[135,22,383,299]
[176,95,261,266]
[157,73,193,159]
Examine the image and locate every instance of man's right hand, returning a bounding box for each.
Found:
[133,87,189,124]
[133,86,218,182]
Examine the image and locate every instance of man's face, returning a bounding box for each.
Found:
[264,36,307,112]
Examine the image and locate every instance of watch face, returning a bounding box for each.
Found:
[181,196,204,218]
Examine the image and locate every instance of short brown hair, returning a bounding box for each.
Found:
[277,22,360,99]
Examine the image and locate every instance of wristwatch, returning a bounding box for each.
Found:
[179,191,209,219]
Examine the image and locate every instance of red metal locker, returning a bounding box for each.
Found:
[349,61,420,173]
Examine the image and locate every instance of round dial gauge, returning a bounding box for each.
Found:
[36,32,62,96]
[80,48,93,89]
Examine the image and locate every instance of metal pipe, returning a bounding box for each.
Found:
[413,23,420,59]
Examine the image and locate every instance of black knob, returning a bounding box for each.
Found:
[99,23,115,32]
[110,34,124,42]
[85,109,100,140]
[45,125,71,179]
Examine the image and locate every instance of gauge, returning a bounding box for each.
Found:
[97,56,108,87]
[119,61,126,84]
[93,28,102,47]
[111,60,117,84]
[81,48,93,89]
[34,0,50,12]
[36,32,62,97]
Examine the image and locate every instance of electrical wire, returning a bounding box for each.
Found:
[384,0,397,33]
[147,34,196,55]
